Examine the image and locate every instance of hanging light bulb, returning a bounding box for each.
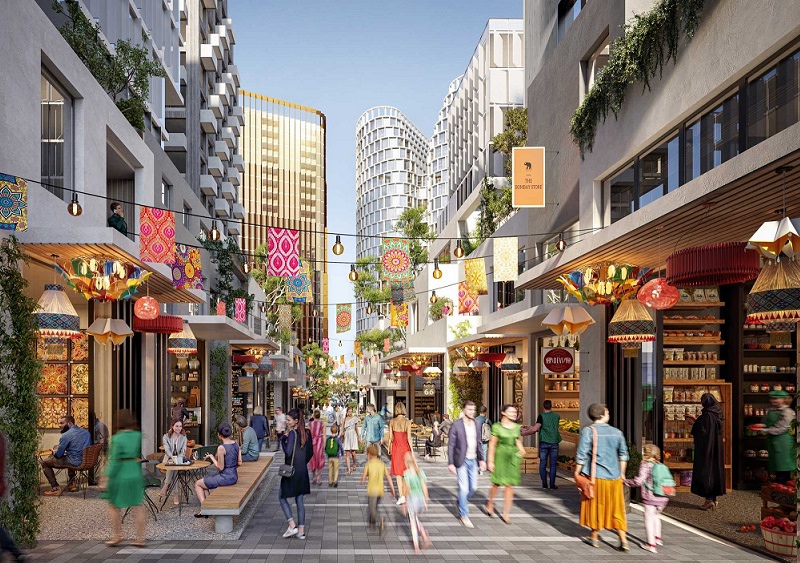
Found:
[348,264,359,282]
[338,340,343,347]
[243,261,252,274]
[67,192,82,216]
[209,222,221,242]
[429,290,438,304]
[366,304,373,315]
[556,233,567,253]
[332,235,344,255]
[432,258,442,279]
[260,303,267,314]
[454,239,465,258]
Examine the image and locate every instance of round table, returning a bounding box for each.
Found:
[156,460,211,515]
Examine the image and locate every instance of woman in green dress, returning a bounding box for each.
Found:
[756,390,796,484]
[485,404,526,524]
[101,411,146,547]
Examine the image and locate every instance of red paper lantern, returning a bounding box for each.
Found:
[133,295,160,320]
[637,278,680,310]
[666,242,760,287]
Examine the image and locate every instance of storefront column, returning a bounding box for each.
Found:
[579,308,607,427]
[141,333,157,453]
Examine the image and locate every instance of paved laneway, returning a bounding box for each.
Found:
[28,453,770,562]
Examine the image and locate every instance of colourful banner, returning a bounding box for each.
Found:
[465,257,488,295]
[140,207,175,263]
[278,304,292,331]
[390,303,408,327]
[493,237,518,282]
[267,227,300,277]
[354,340,361,357]
[0,174,28,231]
[322,338,329,354]
[285,259,313,302]
[234,297,246,323]
[215,299,226,316]
[512,146,545,208]
[336,304,352,333]
[381,238,412,282]
[171,244,204,290]
[458,281,479,315]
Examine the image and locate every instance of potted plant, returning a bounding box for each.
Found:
[428,297,453,321]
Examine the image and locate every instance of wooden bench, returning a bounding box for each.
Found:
[200,454,274,533]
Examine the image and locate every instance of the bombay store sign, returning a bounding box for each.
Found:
[541,347,575,374]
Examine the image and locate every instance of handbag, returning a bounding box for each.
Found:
[575,426,598,500]
[278,430,296,478]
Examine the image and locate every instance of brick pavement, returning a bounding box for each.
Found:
[27,453,771,562]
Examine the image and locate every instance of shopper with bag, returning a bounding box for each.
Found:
[574,403,629,551]
[279,409,313,540]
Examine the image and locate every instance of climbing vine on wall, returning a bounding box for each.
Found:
[209,345,228,432]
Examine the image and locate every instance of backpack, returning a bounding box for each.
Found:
[481,420,492,443]
[647,462,676,497]
[325,437,339,457]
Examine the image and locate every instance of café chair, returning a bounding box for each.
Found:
[73,443,104,499]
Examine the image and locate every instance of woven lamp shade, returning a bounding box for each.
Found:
[35,284,82,339]
[637,278,680,310]
[167,321,198,356]
[608,299,655,357]
[746,259,800,324]
[667,242,760,286]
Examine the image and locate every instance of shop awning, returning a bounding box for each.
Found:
[476,302,599,336]
[446,333,528,352]
[229,338,280,353]
[19,228,204,304]
[516,149,800,290]
[181,315,255,340]
[379,347,446,364]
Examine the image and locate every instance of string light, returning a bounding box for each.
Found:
[366,304,372,315]
[556,233,567,252]
[338,340,343,347]
[67,192,82,216]
[429,290,438,304]
[243,261,251,274]
[209,222,221,242]
[348,264,359,281]
[454,240,465,258]
[432,258,442,279]
[332,235,344,255]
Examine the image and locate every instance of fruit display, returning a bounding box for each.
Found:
[559,419,580,433]
[557,455,576,471]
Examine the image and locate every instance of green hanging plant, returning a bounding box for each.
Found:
[570,0,706,155]
[209,345,228,432]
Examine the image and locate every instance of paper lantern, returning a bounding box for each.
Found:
[422,366,442,379]
[242,362,259,374]
[747,217,800,260]
[666,242,760,286]
[35,284,82,339]
[746,259,800,324]
[133,295,159,320]
[637,278,680,310]
[468,359,489,371]
[132,314,183,334]
[608,299,656,357]
[167,320,198,357]
[557,264,648,305]
[86,318,133,346]
[500,349,522,374]
[542,304,596,335]
[452,357,469,375]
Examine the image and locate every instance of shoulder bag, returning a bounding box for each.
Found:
[575,426,598,500]
[278,430,296,478]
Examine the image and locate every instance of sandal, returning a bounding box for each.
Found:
[193,512,208,518]
[582,537,599,548]
[105,538,123,547]
[499,515,511,525]
[484,504,494,517]
[132,541,147,548]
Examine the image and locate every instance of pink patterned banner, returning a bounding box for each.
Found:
[234,297,246,323]
[140,207,176,263]
[267,227,300,277]
[216,300,226,316]
[322,338,329,354]
[458,281,480,315]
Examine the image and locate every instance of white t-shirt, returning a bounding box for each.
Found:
[275,413,286,433]
[464,418,478,460]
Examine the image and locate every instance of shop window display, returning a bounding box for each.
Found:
[36,333,90,429]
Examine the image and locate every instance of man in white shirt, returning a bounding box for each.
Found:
[447,400,486,528]
[274,407,287,448]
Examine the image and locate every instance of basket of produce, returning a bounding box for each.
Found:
[760,516,797,558]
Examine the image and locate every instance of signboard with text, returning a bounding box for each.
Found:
[512,146,545,208]
[541,347,575,374]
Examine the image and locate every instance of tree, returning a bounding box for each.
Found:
[491,107,528,177]
[351,256,390,308]
[395,205,436,272]
[250,244,303,345]
[302,342,334,405]
[327,372,357,407]
[355,327,403,355]
[477,177,513,241]
[200,236,254,321]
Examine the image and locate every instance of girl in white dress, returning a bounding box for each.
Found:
[341,407,360,474]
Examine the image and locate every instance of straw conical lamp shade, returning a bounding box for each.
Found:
[746,259,800,323]
[608,299,655,357]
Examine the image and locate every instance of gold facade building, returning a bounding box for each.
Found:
[239,90,328,348]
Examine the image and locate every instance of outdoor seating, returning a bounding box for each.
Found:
[200,455,273,533]
[72,443,104,499]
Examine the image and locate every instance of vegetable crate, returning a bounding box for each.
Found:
[760,525,797,558]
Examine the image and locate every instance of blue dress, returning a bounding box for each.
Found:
[204,443,239,489]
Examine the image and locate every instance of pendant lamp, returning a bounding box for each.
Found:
[86,318,133,346]
[542,304,596,335]
[468,359,489,371]
[747,217,800,260]
[608,299,656,357]
[500,348,522,374]
[35,284,82,340]
[637,278,680,310]
[422,366,442,379]
[242,362,259,374]
[666,242,760,286]
[134,295,160,320]
[452,357,469,375]
[746,259,800,324]
[167,320,198,357]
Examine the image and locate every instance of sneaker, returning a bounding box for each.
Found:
[460,516,474,528]
[282,526,298,538]
[641,543,657,553]
[542,483,549,489]
[297,532,306,540]
[550,485,558,490]
[43,487,63,497]
[396,496,406,505]
[654,537,663,546]
[66,483,79,492]
[333,482,338,488]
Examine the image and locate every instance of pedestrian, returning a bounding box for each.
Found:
[274,407,287,447]
[361,404,384,454]
[476,406,490,464]
[250,406,269,451]
[522,400,562,489]
[385,402,412,506]
[624,444,674,553]
[325,424,344,487]
[360,443,395,534]
[447,400,486,528]
[170,399,190,423]
[308,410,326,485]
[107,201,127,236]
[485,404,525,523]
[236,415,260,462]
[439,413,453,437]
[403,451,431,553]
[159,417,187,505]
[341,406,360,474]
[279,408,313,540]
[194,422,242,517]
[424,421,442,459]
[687,393,725,510]
[755,390,796,484]
[101,410,146,547]
[0,431,26,561]
[574,403,629,551]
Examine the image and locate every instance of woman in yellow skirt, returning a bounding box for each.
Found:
[574,403,629,551]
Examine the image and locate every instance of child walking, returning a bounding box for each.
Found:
[326,424,344,487]
[403,451,431,553]
[360,444,395,534]
[624,444,674,553]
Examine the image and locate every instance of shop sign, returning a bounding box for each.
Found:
[542,347,574,374]
[512,146,545,208]
[237,376,253,393]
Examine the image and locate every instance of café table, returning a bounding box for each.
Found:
[156,459,211,515]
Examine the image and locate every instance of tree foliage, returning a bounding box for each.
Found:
[351,256,390,307]
[251,244,302,345]
[209,345,228,431]
[200,236,254,320]
[428,297,454,321]
[355,327,403,355]
[477,178,513,242]
[395,205,436,271]
[302,342,334,406]
[491,107,528,177]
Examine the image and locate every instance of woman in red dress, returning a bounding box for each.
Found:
[308,410,326,485]
[386,402,413,506]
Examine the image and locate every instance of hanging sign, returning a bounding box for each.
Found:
[512,147,545,208]
[541,347,574,374]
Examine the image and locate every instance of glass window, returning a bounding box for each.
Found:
[182,205,190,228]
[747,47,800,148]
[638,134,679,208]
[685,93,739,182]
[161,180,172,209]
[608,164,635,224]
[584,36,610,95]
[41,73,72,200]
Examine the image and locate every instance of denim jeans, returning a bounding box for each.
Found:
[456,458,478,517]
[279,494,306,526]
[539,442,559,487]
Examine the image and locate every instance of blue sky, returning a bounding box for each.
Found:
[229,1,523,359]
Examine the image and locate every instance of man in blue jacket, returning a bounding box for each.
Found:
[360,404,384,454]
[447,400,486,528]
[40,415,91,496]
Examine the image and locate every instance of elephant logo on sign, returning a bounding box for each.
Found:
[524,162,532,170]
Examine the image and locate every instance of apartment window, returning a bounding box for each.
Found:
[747,46,800,148]
[638,133,679,208]
[584,36,610,95]
[41,73,72,200]
[608,164,635,223]
[558,0,587,42]
[161,180,172,209]
[685,93,739,183]
[182,204,191,228]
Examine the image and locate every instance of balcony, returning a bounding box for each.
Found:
[221,181,236,201]
[214,198,230,218]
[207,156,224,178]
[180,65,187,85]
[227,64,240,87]
[230,105,244,126]
[209,33,222,59]
[164,132,187,153]
[232,202,246,219]
[214,141,230,161]
[201,0,216,9]
[226,220,241,236]
[199,43,216,72]
[216,25,228,50]
[222,73,235,96]
[213,83,229,107]
[231,154,245,173]
[200,174,217,196]
[200,109,217,134]
[223,117,241,137]
[221,126,235,149]
[208,95,223,118]
[222,18,235,44]
[227,168,241,187]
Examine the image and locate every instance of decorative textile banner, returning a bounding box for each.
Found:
[381,238,412,282]
[390,303,408,327]
[391,283,404,305]
[171,245,204,290]
[354,340,361,357]
[336,304,352,333]
[322,338,329,354]
[383,338,390,352]
[278,304,292,331]
[140,207,175,263]
[349,360,354,369]
[215,300,226,316]
[458,281,480,315]
[0,174,28,231]
[512,146,545,208]
[267,227,300,277]
[494,237,518,282]
[234,297,246,323]
[285,259,313,302]
[340,355,345,364]
[402,280,416,302]
[465,258,488,295]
